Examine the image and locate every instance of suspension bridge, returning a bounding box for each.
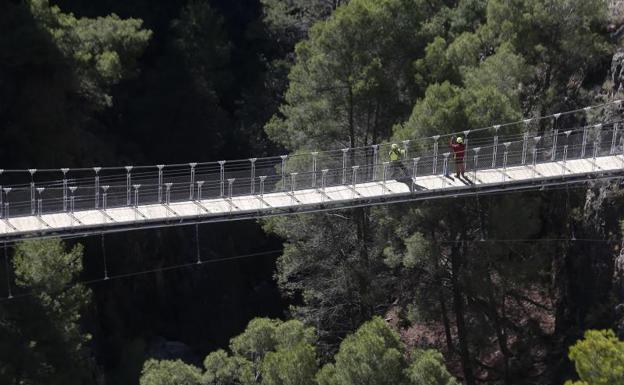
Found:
[0,100,623,241]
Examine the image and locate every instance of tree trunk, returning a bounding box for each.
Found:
[450,242,476,385]
[439,289,454,355]
[485,272,512,384]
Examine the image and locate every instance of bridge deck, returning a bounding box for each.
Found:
[1,155,621,239]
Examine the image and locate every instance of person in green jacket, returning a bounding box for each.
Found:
[389,143,408,178]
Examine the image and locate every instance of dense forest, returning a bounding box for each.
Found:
[1,0,624,384]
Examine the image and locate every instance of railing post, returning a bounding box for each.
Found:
[382,162,389,194]
[291,172,297,192]
[133,184,141,207]
[551,113,561,161]
[402,140,410,159]
[562,130,572,175]
[492,125,500,168]
[0,169,3,218]
[411,157,420,192]
[258,176,267,210]
[249,158,257,194]
[321,169,328,202]
[372,145,379,181]
[29,169,36,215]
[290,173,298,204]
[69,186,77,214]
[502,142,511,182]
[196,181,204,201]
[412,157,420,180]
[94,167,101,209]
[463,130,470,169]
[551,129,559,161]
[227,178,235,200]
[581,127,590,158]
[3,188,10,219]
[432,135,440,174]
[125,166,133,206]
[165,183,173,205]
[341,148,349,184]
[157,165,164,203]
[522,120,530,165]
[592,138,600,171]
[30,181,35,215]
[532,136,541,178]
[61,168,69,212]
[611,123,619,154]
[311,152,318,188]
[218,160,226,197]
[280,155,288,191]
[102,185,109,210]
[36,187,44,216]
[473,147,481,181]
[351,165,359,198]
[189,163,197,200]
[442,153,451,186]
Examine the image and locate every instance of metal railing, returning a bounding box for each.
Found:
[0,106,622,221]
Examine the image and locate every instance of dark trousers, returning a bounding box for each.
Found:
[454,158,465,176]
[390,160,409,179]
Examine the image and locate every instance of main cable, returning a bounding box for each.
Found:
[0,248,283,302]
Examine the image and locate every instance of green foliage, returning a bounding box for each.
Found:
[406,349,459,385]
[229,318,318,383]
[261,342,317,385]
[398,44,527,141]
[140,359,202,385]
[482,0,613,108]
[316,317,406,385]
[171,1,232,97]
[486,0,611,68]
[140,318,318,385]
[445,31,482,68]
[461,44,529,97]
[203,350,254,385]
[395,81,466,140]
[414,37,460,89]
[263,211,392,355]
[446,0,488,37]
[0,239,93,385]
[14,239,84,292]
[266,0,440,150]
[140,317,456,385]
[384,232,431,269]
[28,0,152,108]
[261,0,348,44]
[13,239,92,358]
[565,330,624,385]
[263,1,618,385]
[230,318,282,362]
[13,240,92,341]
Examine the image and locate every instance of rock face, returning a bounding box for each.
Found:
[613,51,624,95]
[610,0,624,23]
[609,0,624,96]
[147,337,196,362]
[615,246,624,338]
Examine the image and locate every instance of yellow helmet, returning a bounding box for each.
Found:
[391,143,399,149]
[456,137,464,144]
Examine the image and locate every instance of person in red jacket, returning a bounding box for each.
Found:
[450,135,465,178]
